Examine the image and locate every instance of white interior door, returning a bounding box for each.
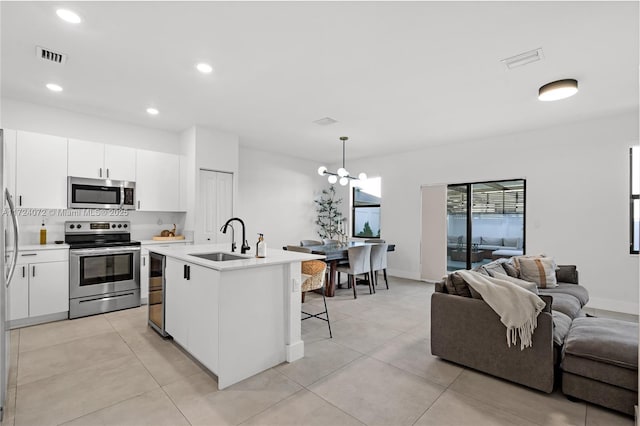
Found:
[197,170,233,244]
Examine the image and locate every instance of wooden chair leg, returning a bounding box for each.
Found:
[383,269,389,289]
[301,292,306,303]
[351,275,357,299]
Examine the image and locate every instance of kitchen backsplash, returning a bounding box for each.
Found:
[15,211,187,245]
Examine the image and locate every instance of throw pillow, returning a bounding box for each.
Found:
[488,271,539,294]
[517,256,558,288]
[450,272,472,298]
[481,260,506,277]
[501,258,519,277]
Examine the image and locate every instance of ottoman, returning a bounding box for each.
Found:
[561,317,638,415]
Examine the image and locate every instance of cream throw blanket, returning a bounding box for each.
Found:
[456,270,546,350]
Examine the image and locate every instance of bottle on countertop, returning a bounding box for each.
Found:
[39,218,47,245]
[256,233,266,258]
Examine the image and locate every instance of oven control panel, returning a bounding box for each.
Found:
[65,221,130,233]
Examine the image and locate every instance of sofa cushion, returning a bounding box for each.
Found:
[563,317,638,370]
[503,237,522,249]
[552,310,572,347]
[481,236,503,246]
[538,284,589,307]
[556,265,578,284]
[540,292,582,319]
[516,256,558,288]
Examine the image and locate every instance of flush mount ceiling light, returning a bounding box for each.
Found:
[46,83,63,92]
[196,63,213,74]
[56,9,82,24]
[538,79,578,101]
[146,107,159,115]
[317,136,367,186]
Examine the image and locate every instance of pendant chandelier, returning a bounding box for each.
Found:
[317,136,367,186]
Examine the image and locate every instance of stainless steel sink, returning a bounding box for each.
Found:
[189,252,249,262]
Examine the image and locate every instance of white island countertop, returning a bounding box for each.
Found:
[147,243,324,271]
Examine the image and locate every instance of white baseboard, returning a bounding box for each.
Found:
[387,268,420,281]
[587,296,639,315]
[286,340,304,362]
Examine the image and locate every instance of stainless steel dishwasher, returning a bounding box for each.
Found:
[148,252,167,336]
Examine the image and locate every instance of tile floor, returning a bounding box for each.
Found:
[1,277,636,426]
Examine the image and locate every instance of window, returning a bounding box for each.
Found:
[447,179,525,271]
[631,146,639,254]
[352,177,381,238]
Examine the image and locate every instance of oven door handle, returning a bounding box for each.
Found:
[70,247,141,255]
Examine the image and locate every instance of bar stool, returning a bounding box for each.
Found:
[336,245,372,299]
[300,260,332,338]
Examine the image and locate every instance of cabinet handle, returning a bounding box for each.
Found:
[21,253,37,257]
[142,257,146,267]
[22,266,25,278]
[18,195,22,206]
[183,264,187,279]
[99,167,103,178]
[137,201,140,210]
[106,168,110,178]
[32,265,35,277]
[186,265,191,280]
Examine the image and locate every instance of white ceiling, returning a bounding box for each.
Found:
[1,1,638,163]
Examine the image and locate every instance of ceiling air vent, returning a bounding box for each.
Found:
[313,117,338,126]
[501,48,543,70]
[36,46,67,64]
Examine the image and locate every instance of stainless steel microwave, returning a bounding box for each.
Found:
[67,176,136,210]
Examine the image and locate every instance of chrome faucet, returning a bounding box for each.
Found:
[221,217,250,254]
[219,223,236,252]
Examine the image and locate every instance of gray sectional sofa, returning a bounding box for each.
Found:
[431,261,587,393]
[447,236,524,259]
[431,259,638,415]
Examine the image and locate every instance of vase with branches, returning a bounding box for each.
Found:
[314,185,346,240]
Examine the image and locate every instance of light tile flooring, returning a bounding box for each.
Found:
[1,277,636,426]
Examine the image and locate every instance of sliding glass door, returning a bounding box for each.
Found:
[447,179,525,271]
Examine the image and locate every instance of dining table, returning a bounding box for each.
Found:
[302,241,395,297]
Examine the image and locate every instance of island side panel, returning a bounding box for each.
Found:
[285,261,304,362]
[217,264,288,389]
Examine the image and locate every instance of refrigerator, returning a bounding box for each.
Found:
[0,129,19,421]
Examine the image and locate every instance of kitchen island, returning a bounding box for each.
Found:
[147,243,324,389]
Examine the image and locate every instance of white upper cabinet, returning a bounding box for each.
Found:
[16,131,67,208]
[136,149,182,211]
[104,144,136,181]
[3,128,17,200]
[68,139,136,181]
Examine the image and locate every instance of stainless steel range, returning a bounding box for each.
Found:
[65,221,140,319]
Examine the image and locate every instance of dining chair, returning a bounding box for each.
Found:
[300,260,332,338]
[370,243,389,290]
[322,238,340,245]
[336,244,372,299]
[365,239,386,243]
[300,240,322,247]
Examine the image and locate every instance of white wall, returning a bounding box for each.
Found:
[238,147,325,251]
[336,110,639,314]
[1,98,180,153]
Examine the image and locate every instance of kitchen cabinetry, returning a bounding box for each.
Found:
[136,150,182,211]
[164,257,218,372]
[16,131,67,208]
[3,129,17,201]
[68,139,136,181]
[8,248,69,322]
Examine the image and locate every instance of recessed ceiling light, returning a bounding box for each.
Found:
[146,107,159,115]
[538,79,578,101]
[46,83,63,92]
[56,9,82,24]
[196,63,213,74]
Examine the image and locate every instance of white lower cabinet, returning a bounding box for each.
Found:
[8,249,69,322]
[164,257,218,372]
